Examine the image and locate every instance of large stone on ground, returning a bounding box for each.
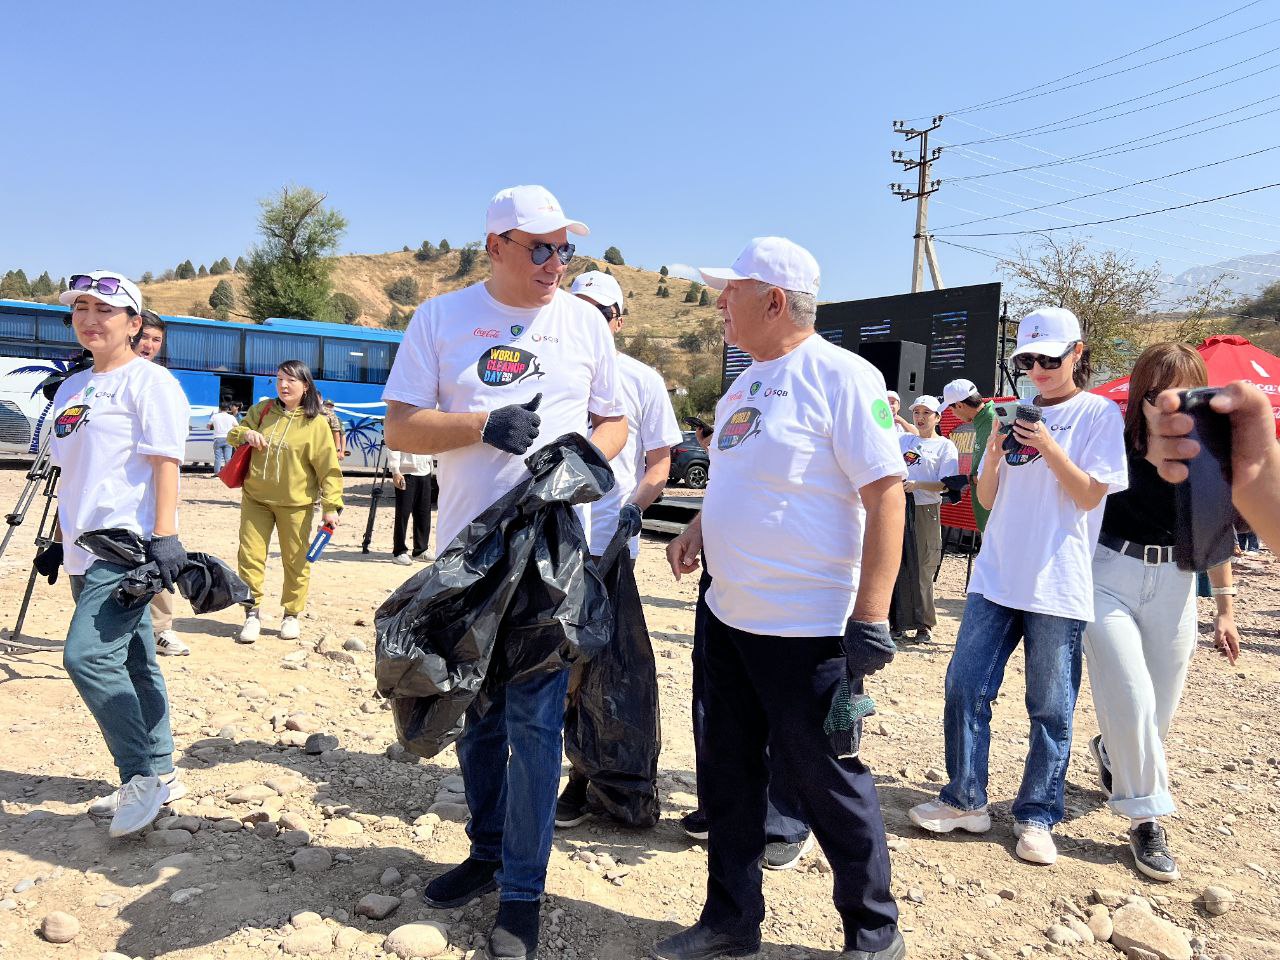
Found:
[305,734,339,754]
[41,911,80,943]
[1110,903,1192,960]
[355,893,401,920]
[290,847,333,874]
[282,926,334,955]
[384,921,449,958]
[427,800,470,822]
[228,784,277,803]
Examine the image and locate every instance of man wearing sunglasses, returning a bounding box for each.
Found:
[942,377,997,533]
[383,185,626,960]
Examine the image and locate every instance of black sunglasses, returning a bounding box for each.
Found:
[501,233,575,266]
[1013,342,1078,372]
[592,302,619,321]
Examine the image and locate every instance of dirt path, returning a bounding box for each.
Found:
[0,468,1276,960]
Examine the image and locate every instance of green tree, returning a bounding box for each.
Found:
[209,279,236,318]
[676,331,702,351]
[438,239,451,254]
[209,258,230,276]
[243,185,348,322]
[660,265,669,277]
[175,260,196,280]
[580,260,599,273]
[140,271,155,285]
[684,281,702,304]
[234,256,248,272]
[58,277,67,293]
[603,246,625,266]
[699,287,711,306]
[385,275,420,306]
[329,291,362,323]
[456,241,481,278]
[656,283,670,298]
[198,263,208,277]
[1241,281,1280,321]
[30,271,55,296]
[0,269,31,298]
[415,240,438,262]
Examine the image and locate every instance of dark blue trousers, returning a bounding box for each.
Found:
[699,606,899,953]
[692,571,808,843]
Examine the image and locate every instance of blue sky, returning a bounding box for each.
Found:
[4,1,1280,301]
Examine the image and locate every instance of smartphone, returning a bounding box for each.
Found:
[1173,387,1236,572]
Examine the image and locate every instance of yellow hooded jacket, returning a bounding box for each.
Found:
[227,400,344,513]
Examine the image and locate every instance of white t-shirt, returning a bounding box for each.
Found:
[50,357,191,576]
[382,284,622,550]
[589,353,683,559]
[702,334,907,637]
[208,411,237,440]
[899,433,960,506]
[968,390,1128,622]
[387,450,433,476]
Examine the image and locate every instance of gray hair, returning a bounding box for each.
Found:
[753,281,817,327]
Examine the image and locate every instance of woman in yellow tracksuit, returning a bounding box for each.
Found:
[227,360,343,644]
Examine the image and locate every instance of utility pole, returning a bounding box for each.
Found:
[891,116,945,293]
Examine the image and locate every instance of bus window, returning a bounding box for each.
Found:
[0,314,34,341]
[167,324,242,373]
[38,314,78,346]
[365,342,393,384]
[247,331,319,375]
[323,338,364,382]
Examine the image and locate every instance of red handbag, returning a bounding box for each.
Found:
[218,443,253,489]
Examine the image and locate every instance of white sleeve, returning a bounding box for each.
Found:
[939,438,960,479]
[382,304,439,410]
[587,325,623,419]
[136,371,190,461]
[642,371,684,452]
[1078,402,1129,492]
[831,364,907,490]
[386,449,403,473]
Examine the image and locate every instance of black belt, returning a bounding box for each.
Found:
[1098,531,1175,565]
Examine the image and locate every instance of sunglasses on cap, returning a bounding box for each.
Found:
[1013,342,1078,372]
[501,233,575,266]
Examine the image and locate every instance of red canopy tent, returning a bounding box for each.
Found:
[1091,334,1280,434]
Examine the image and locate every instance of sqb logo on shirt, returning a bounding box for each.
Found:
[55,404,90,438]
[717,406,763,450]
[476,346,544,387]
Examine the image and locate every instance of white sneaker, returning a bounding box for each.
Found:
[238,611,261,644]
[392,553,412,566]
[108,775,171,837]
[90,770,186,816]
[279,615,300,641]
[155,629,190,656]
[909,799,992,834]
[412,551,434,563]
[1013,822,1058,865]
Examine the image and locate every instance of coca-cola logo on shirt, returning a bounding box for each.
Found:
[473,327,500,339]
[717,406,763,450]
[476,345,545,387]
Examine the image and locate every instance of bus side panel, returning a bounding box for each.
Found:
[314,378,386,469]
[174,371,220,466]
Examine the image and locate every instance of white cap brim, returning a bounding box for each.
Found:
[698,267,748,290]
[1011,340,1073,359]
[59,289,140,312]
[510,215,590,237]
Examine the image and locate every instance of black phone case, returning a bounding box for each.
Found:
[1172,388,1236,572]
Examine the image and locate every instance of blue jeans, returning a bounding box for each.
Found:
[459,666,571,901]
[939,593,1084,829]
[213,439,232,473]
[66,561,175,784]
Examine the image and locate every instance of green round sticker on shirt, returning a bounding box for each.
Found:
[871,398,894,429]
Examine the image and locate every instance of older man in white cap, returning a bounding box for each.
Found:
[383,185,626,960]
[654,238,906,960]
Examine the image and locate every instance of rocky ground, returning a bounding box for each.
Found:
[0,468,1276,960]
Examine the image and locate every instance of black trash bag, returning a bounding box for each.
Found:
[75,528,251,613]
[375,433,615,759]
[564,522,662,828]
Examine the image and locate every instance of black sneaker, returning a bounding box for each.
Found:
[762,833,814,871]
[1088,734,1113,795]
[680,810,709,841]
[423,857,500,908]
[488,899,540,960]
[555,777,590,829]
[840,930,906,960]
[650,922,760,960]
[1130,821,1180,882]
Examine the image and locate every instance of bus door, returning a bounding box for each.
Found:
[219,375,254,413]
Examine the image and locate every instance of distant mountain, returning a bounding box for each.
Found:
[1172,252,1280,299]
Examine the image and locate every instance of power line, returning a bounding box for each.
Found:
[917,5,1276,119]
[934,183,1280,237]
[945,96,1280,183]
[947,52,1280,147]
[936,145,1280,229]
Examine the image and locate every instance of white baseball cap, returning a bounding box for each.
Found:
[910,395,942,414]
[1012,307,1082,359]
[485,185,589,238]
[570,271,624,310]
[886,390,901,404]
[59,269,143,314]
[942,378,981,408]
[699,237,820,296]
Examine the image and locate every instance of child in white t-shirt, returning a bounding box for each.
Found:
[908,308,1127,867]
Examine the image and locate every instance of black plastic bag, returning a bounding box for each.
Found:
[375,434,615,759]
[564,523,662,828]
[75,528,250,613]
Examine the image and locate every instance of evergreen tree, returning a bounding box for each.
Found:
[415,240,437,262]
[684,282,700,303]
[198,264,208,277]
[243,185,348,322]
[0,269,31,298]
[209,258,229,276]
[58,277,67,293]
[438,239,451,254]
[234,256,248,272]
[176,260,196,280]
[31,271,55,296]
[603,246,625,266]
[209,279,236,317]
[659,265,669,277]
[699,287,711,306]
[456,242,480,277]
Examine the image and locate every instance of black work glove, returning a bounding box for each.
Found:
[481,393,542,455]
[618,503,643,539]
[146,535,188,593]
[34,542,63,585]
[843,619,897,677]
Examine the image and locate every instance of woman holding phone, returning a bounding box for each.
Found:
[909,307,1127,866]
[227,360,343,644]
[35,271,190,837]
[1083,342,1239,882]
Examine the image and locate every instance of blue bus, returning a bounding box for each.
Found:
[0,299,402,468]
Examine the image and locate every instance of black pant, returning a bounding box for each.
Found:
[692,571,808,843]
[392,475,432,556]
[699,606,898,952]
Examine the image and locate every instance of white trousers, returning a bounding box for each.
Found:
[1083,543,1196,820]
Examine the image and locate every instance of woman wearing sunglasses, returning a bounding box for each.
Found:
[1083,342,1239,882]
[910,307,1127,866]
[35,271,191,837]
